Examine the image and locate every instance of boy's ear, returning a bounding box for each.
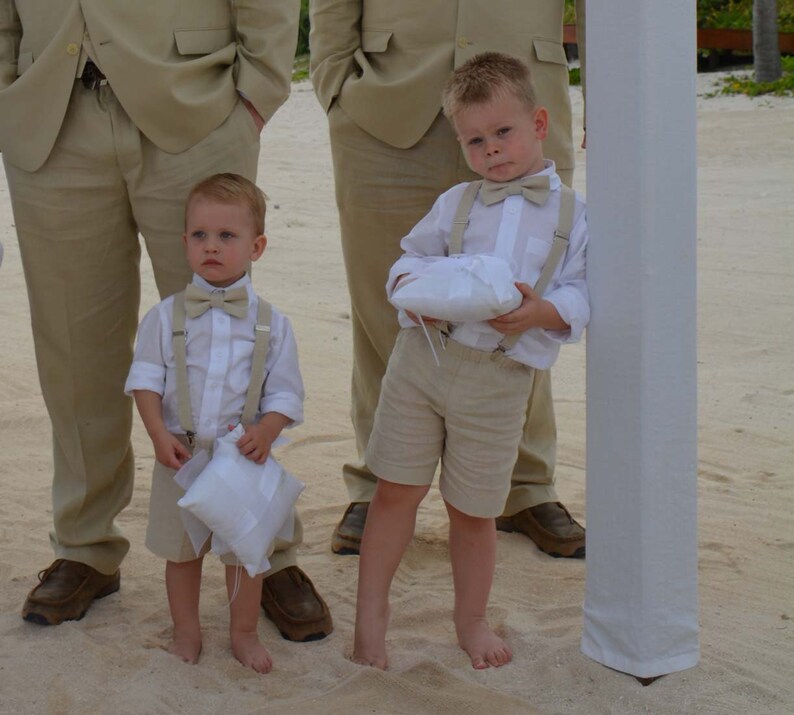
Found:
[250,234,267,261]
[182,233,188,248]
[534,107,549,140]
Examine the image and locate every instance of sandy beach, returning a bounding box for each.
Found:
[0,71,792,714]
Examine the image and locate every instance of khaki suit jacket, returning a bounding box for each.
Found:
[0,0,299,172]
[310,0,584,171]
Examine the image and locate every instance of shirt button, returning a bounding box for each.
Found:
[66,43,80,56]
[457,37,469,48]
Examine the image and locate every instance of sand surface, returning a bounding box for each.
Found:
[0,72,792,714]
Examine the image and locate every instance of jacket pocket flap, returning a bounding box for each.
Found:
[533,39,567,65]
[174,27,234,56]
[361,30,392,53]
[17,51,33,76]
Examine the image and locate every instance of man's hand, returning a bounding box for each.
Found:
[241,96,265,133]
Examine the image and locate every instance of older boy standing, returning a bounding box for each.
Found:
[354,53,589,670]
[310,0,587,559]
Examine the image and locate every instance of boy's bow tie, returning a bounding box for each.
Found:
[184,284,248,319]
[480,175,551,206]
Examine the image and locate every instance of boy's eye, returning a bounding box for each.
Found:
[220,231,235,240]
[191,230,205,240]
[497,126,511,136]
[468,137,483,146]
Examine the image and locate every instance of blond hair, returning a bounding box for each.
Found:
[186,173,267,234]
[442,52,538,120]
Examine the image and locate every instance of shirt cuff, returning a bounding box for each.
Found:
[124,361,166,396]
[260,395,304,428]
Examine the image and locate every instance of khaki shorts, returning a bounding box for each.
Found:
[145,436,255,565]
[365,328,534,518]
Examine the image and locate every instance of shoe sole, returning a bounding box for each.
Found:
[22,577,120,626]
[274,628,331,643]
[330,532,361,556]
[261,607,333,642]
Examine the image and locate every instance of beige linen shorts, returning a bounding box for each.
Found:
[145,437,253,565]
[365,328,534,518]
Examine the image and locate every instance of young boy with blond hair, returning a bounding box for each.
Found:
[125,173,305,673]
[354,53,590,670]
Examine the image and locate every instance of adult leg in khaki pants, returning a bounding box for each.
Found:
[12,85,331,636]
[328,106,585,558]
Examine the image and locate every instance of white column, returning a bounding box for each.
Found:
[581,1,699,678]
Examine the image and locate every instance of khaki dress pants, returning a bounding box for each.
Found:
[4,82,299,575]
[329,105,571,515]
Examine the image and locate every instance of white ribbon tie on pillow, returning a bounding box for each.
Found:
[389,254,522,364]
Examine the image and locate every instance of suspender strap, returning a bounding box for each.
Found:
[171,290,195,438]
[240,297,273,426]
[448,180,483,255]
[533,185,575,297]
[496,184,577,354]
[171,291,274,440]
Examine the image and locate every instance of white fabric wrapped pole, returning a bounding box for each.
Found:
[581,0,699,678]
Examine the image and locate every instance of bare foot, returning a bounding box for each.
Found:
[231,630,272,674]
[455,617,512,670]
[352,602,390,670]
[168,626,202,664]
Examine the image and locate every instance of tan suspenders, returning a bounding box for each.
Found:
[445,180,576,354]
[171,291,273,443]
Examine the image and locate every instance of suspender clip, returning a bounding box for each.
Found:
[185,431,195,448]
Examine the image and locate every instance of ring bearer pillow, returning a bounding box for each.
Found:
[389,254,522,322]
[175,425,304,577]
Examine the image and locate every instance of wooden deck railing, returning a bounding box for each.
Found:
[562,25,794,54]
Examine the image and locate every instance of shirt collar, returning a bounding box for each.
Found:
[191,272,252,294]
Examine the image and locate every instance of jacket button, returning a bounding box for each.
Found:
[457,37,469,48]
[66,43,80,56]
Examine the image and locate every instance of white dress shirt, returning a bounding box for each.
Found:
[125,273,304,441]
[388,161,590,370]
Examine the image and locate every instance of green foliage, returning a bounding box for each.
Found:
[697,0,794,32]
[568,66,581,86]
[710,55,794,95]
[296,0,310,56]
[292,54,309,83]
[563,0,576,25]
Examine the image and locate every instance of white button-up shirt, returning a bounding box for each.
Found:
[387,162,589,370]
[125,274,304,441]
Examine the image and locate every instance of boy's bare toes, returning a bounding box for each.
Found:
[352,652,388,670]
[231,632,273,674]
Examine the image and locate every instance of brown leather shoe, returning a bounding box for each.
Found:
[22,559,121,625]
[261,566,333,642]
[330,502,369,555]
[496,502,586,558]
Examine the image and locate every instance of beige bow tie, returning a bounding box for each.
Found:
[184,284,248,319]
[480,175,551,206]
